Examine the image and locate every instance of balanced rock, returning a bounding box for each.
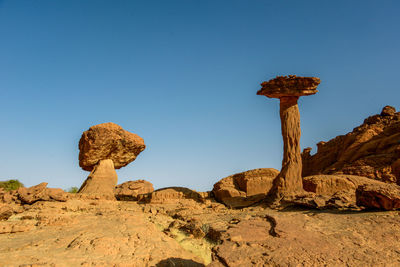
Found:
[79,122,145,171]
[212,168,279,208]
[78,159,118,200]
[302,106,400,184]
[356,183,400,210]
[257,75,321,199]
[115,180,154,201]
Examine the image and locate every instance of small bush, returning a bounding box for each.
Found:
[66,186,79,193]
[0,179,24,191]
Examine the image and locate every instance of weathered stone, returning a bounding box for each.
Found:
[78,159,118,200]
[140,187,209,204]
[0,189,19,204]
[0,204,13,220]
[303,175,384,195]
[302,106,400,184]
[79,122,145,171]
[115,180,154,201]
[356,183,400,210]
[381,105,396,116]
[258,75,320,199]
[212,168,279,208]
[17,183,69,204]
[299,175,389,209]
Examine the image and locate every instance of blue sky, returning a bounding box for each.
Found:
[1,0,399,191]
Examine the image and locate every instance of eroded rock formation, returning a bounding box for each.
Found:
[77,123,145,199]
[302,106,400,185]
[115,180,154,201]
[79,122,145,171]
[212,168,279,208]
[257,75,320,199]
[78,159,118,200]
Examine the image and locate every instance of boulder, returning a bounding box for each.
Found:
[303,174,384,195]
[115,180,154,201]
[79,122,145,171]
[302,106,400,184]
[140,187,209,204]
[0,204,13,220]
[78,159,118,200]
[17,183,69,204]
[301,175,387,209]
[212,168,279,208]
[356,183,400,210]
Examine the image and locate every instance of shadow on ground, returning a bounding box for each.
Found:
[155,257,205,267]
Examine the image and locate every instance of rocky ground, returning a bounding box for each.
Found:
[1,197,400,267]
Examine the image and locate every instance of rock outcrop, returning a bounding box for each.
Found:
[295,175,384,209]
[258,75,320,199]
[17,182,69,204]
[78,159,118,200]
[302,106,400,185]
[140,187,210,204]
[115,180,154,201]
[79,122,145,171]
[289,174,400,210]
[356,183,400,210]
[212,168,279,208]
[0,183,69,205]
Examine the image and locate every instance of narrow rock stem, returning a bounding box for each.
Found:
[273,96,303,198]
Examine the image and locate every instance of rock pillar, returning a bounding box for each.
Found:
[78,159,118,200]
[273,96,303,197]
[257,75,320,201]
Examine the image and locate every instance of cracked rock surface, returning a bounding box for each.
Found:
[1,197,399,266]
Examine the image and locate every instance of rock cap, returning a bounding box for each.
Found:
[79,122,145,171]
[257,75,320,98]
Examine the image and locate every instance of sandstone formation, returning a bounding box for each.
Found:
[115,180,154,201]
[140,187,210,204]
[303,174,383,196]
[0,183,69,205]
[299,175,373,209]
[79,122,145,171]
[356,183,400,210]
[302,106,400,184]
[212,168,279,208]
[78,159,118,200]
[78,123,145,200]
[257,75,320,199]
[1,181,400,265]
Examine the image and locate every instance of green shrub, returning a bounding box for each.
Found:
[0,179,24,191]
[66,186,79,193]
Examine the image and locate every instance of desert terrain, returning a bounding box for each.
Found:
[1,77,400,266]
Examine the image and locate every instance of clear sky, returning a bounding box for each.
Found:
[1,0,399,191]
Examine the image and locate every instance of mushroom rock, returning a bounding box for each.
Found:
[302,105,400,185]
[78,159,118,200]
[257,75,320,200]
[212,168,280,208]
[79,122,145,171]
[77,123,145,200]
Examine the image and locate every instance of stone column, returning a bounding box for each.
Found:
[78,159,118,200]
[274,96,303,197]
[257,75,320,200]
